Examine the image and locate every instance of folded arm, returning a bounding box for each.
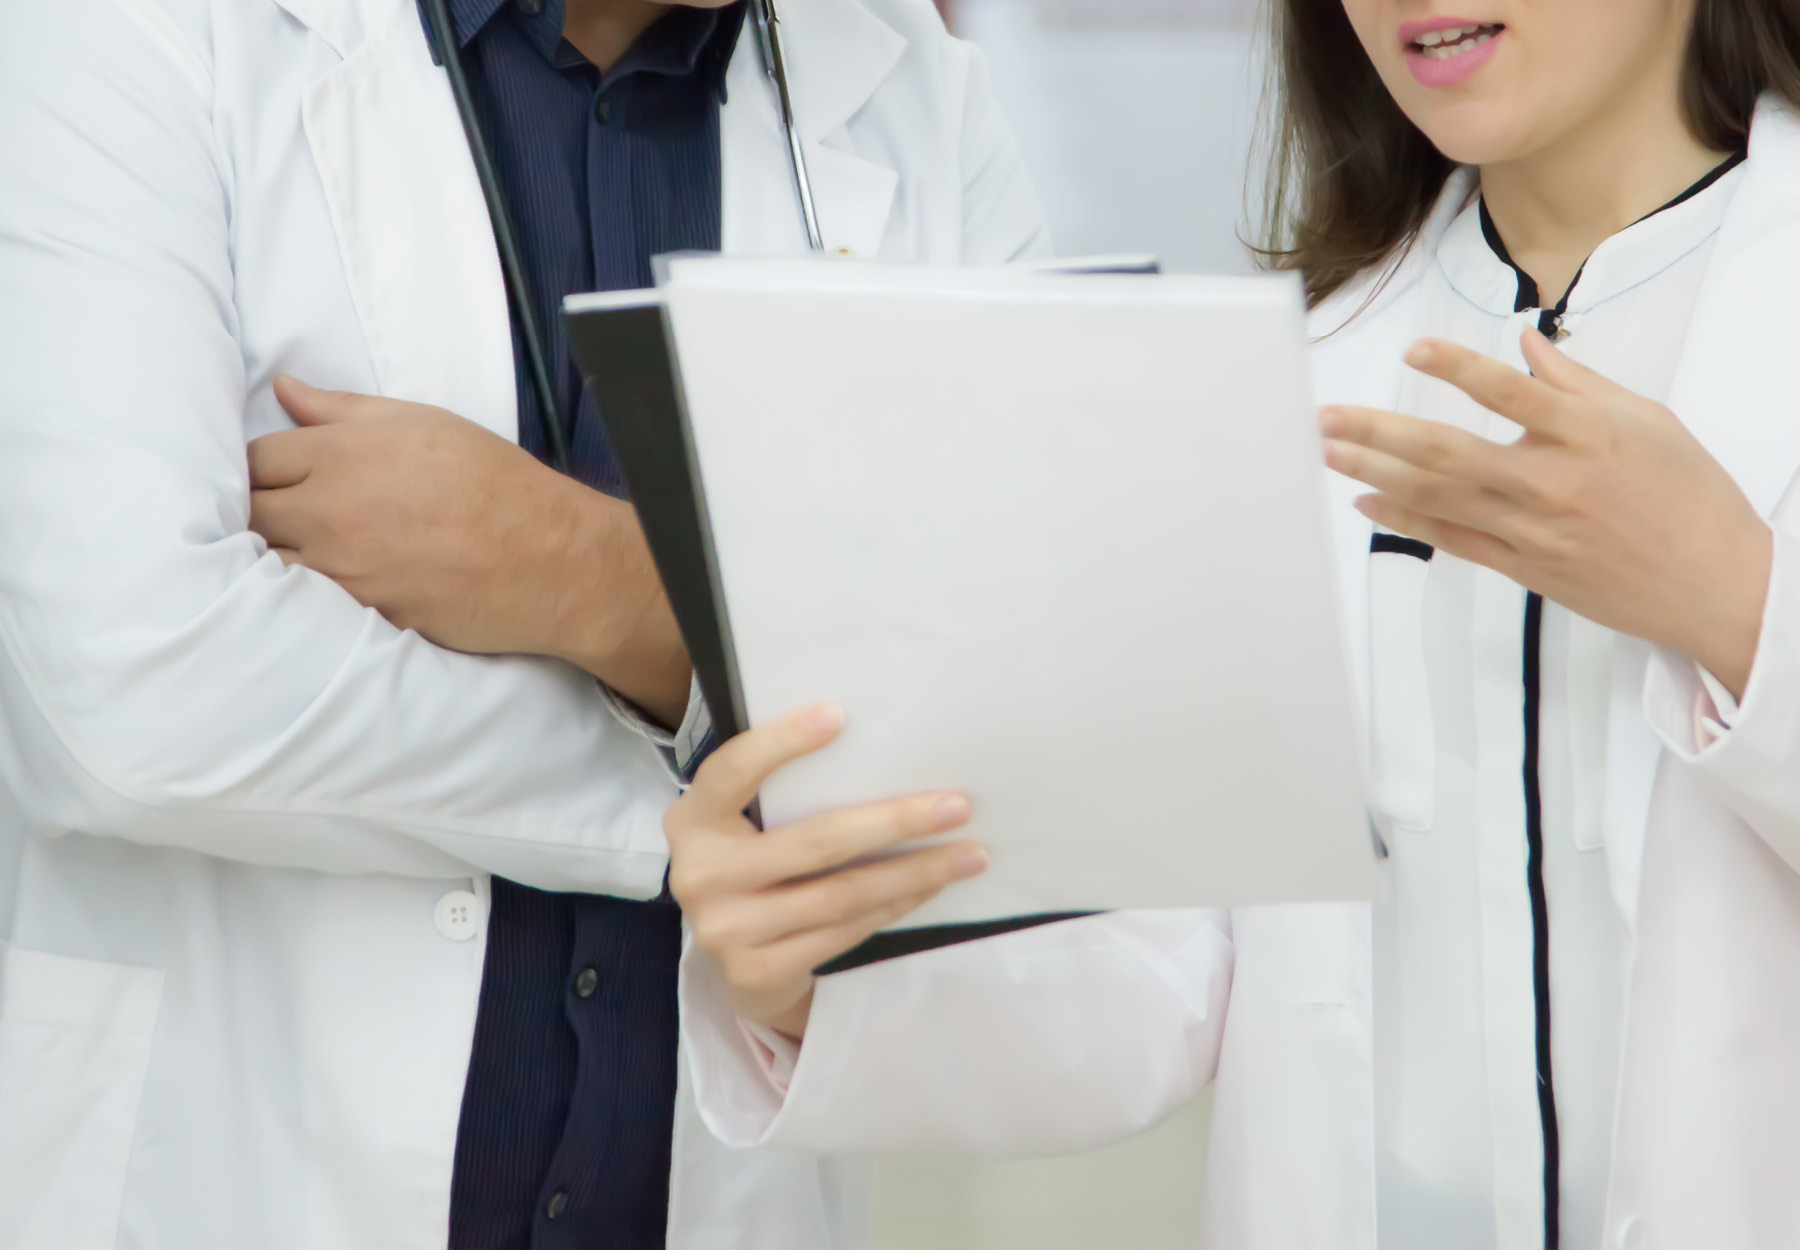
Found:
[0,0,673,893]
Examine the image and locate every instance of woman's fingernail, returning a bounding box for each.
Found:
[1404,340,1433,368]
[950,844,989,880]
[1319,406,1344,434]
[932,794,972,830]
[806,703,845,737]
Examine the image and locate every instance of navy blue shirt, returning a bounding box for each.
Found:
[423,3,746,1248]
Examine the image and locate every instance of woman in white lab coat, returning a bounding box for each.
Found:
[667,1,1800,1246]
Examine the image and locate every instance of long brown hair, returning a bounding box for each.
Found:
[1257,0,1800,308]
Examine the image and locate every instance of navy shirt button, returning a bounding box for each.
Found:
[545,1190,570,1220]
[515,0,543,12]
[594,96,613,125]
[572,966,599,999]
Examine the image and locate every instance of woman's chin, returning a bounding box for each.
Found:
[1411,113,1537,169]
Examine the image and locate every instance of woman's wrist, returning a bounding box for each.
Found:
[758,987,814,1043]
[1679,519,1774,702]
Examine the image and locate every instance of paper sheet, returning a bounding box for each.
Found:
[663,260,1374,925]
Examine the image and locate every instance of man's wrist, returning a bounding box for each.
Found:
[537,482,691,724]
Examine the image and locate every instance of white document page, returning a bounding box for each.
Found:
[663,259,1374,926]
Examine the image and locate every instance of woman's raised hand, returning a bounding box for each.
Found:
[666,704,988,1040]
[1322,329,1774,697]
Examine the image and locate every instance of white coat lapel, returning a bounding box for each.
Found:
[1309,169,1479,728]
[721,0,904,258]
[1602,98,1800,918]
[1667,98,1800,517]
[282,0,519,441]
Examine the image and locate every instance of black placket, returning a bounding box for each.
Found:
[1472,147,1744,1250]
[1478,198,1566,1248]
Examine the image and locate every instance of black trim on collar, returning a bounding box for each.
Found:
[1630,147,1748,225]
[1476,147,1746,315]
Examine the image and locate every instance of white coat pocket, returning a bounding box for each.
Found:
[1368,536,1436,832]
[0,943,162,1250]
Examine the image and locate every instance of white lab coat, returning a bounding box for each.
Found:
[680,98,1800,1250]
[0,0,1046,1246]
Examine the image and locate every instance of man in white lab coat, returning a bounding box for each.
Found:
[0,0,1045,1247]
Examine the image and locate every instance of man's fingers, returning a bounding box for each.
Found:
[246,428,317,489]
[1403,338,1573,439]
[273,375,371,427]
[248,486,308,552]
[683,704,847,821]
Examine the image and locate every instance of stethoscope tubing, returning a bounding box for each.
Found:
[752,0,825,251]
[423,0,573,473]
[423,0,823,474]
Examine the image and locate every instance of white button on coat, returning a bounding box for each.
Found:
[433,891,483,942]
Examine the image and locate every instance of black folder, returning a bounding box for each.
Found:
[562,263,1155,973]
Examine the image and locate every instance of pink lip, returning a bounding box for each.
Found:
[1399,18,1502,88]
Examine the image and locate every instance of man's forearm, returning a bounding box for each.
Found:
[538,483,693,727]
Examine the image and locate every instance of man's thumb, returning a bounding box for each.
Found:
[273,375,362,427]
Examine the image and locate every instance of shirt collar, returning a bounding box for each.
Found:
[443,0,512,47]
[438,0,743,98]
[604,1,744,93]
[1437,151,1748,316]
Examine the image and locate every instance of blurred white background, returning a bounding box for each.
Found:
[961,0,1267,273]
[869,1,1265,1244]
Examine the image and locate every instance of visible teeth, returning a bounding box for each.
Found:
[1414,24,1491,55]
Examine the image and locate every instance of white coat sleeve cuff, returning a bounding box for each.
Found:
[676,930,865,1148]
[737,1019,801,1093]
[1694,664,1742,746]
[597,674,708,783]
[1643,528,1800,857]
[678,912,1231,1155]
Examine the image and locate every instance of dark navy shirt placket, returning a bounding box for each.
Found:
[426,2,745,1248]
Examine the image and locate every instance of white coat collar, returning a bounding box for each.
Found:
[1433,160,1743,318]
[719,0,906,257]
[277,0,910,442]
